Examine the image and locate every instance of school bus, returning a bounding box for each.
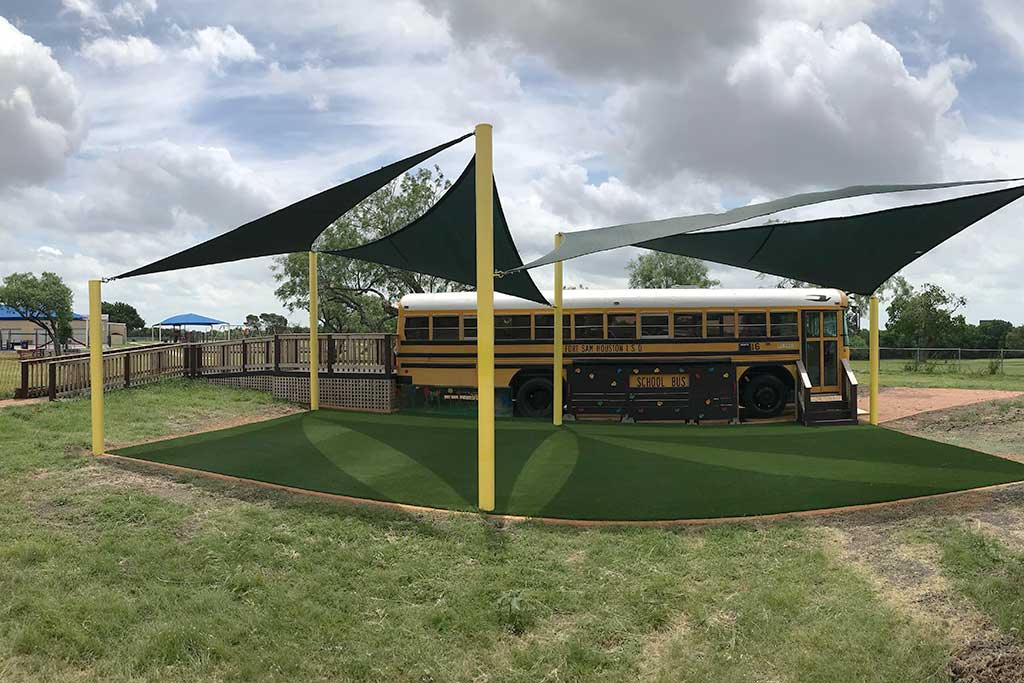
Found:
[395,288,851,420]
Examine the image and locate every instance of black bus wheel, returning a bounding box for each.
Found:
[515,377,554,418]
[741,374,787,419]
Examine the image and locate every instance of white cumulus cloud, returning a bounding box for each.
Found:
[0,17,85,189]
[81,35,165,68]
[182,25,261,73]
[615,21,973,191]
[112,0,159,25]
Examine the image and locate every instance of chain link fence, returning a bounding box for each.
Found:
[848,347,1024,378]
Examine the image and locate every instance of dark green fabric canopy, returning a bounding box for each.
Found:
[113,133,473,279]
[323,157,548,305]
[516,177,1024,274]
[640,184,1024,295]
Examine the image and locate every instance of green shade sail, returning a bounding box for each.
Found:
[640,183,1024,295]
[515,177,1024,294]
[112,133,473,280]
[323,156,548,305]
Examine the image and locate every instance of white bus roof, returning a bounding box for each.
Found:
[400,288,847,311]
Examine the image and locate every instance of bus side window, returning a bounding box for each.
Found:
[769,312,798,338]
[673,312,701,338]
[534,314,570,340]
[463,316,477,340]
[404,316,429,340]
[574,313,603,340]
[607,313,637,339]
[706,312,736,338]
[432,315,459,341]
[738,312,766,337]
[495,315,531,340]
[641,313,669,338]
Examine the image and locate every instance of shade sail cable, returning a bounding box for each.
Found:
[111,132,474,280]
[322,156,548,305]
[514,176,1024,272]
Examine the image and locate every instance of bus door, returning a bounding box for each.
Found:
[801,310,840,392]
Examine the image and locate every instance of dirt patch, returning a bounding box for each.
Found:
[0,397,47,409]
[949,638,1024,683]
[637,614,692,682]
[815,480,1024,683]
[859,387,1024,424]
[885,395,1024,459]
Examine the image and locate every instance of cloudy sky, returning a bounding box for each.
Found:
[1,0,1022,326]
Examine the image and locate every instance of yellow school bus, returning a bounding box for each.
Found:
[395,288,850,420]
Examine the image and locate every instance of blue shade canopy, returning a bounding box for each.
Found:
[157,313,227,326]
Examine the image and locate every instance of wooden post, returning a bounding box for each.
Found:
[241,339,248,373]
[553,232,564,426]
[309,251,319,410]
[19,360,28,399]
[869,295,879,426]
[273,335,281,372]
[89,280,104,455]
[48,362,57,401]
[124,353,131,388]
[475,122,495,512]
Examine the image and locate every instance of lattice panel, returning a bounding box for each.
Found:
[206,374,396,412]
[207,375,275,393]
[320,377,396,412]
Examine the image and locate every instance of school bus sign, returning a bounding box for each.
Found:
[628,373,690,389]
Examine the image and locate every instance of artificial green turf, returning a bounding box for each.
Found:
[111,410,1024,521]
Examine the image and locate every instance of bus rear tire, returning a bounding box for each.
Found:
[741,373,786,419]
[515,376,554,418]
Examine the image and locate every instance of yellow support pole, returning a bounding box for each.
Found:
[309,251,319,411]
[475,122,495,512]
[869,295,879,426]
[89,279,104,455]
[553,233,564,426]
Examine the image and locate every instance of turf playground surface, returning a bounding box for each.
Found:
[112,410,1024,521]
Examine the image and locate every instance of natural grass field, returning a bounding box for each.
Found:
[113,409,1024,521]
[850,357,1024,391]
[0,356,19,397]
[5,380,1024,680]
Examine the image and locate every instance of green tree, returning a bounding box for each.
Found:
[0,271,74,354]
[273,166,469,332]
[626,252,720,289]
[244,312,289,335]
[1006,326,1024,350]
[885,282,968,349]
[973,319,1014,349]
[101,301,145,333]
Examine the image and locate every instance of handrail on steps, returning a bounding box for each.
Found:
[794,359,812,424]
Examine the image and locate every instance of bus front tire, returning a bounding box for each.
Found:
[515,377,554,418]
[741,373,787,419]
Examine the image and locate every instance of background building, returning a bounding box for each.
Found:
[0,306,126,351]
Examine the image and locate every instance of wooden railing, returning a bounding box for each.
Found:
[16,334,395,400]
[795,359,813,425]
[840,358,859,422]
[15,343,173,398]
